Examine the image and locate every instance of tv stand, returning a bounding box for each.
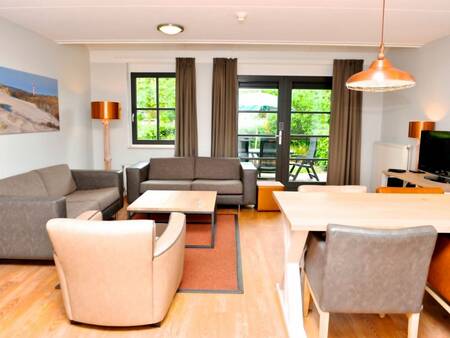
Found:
[424,174,450,184]
[382,171,450,192]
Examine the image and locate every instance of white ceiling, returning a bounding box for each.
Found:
[0,0,449,47]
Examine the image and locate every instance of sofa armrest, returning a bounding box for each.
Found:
[0,196,66,259]
[71,169,123,191]
[240,162,257,205]
[126,161,150,204]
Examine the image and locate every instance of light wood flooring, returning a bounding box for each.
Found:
[0,206,449,338]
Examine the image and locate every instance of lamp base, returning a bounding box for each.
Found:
[102,119,112,171]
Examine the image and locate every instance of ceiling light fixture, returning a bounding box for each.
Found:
[346,0,416,92]
[157,23,184,35]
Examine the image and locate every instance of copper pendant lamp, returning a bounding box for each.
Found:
[346,0,416,92]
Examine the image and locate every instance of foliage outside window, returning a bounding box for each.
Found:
[131,73,176,144]
[290,89,331,173]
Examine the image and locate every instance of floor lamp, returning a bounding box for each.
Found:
[408,120,435,170]
[91,101,120,170]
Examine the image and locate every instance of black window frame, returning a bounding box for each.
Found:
[130,72,176,145]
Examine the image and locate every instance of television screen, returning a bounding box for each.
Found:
[418,130,450,177]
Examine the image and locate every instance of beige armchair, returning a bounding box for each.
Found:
[304,224,437,338]
[46,212,186,327]
[298,185,367,193]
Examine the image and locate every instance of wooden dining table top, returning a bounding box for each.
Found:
[273,191,450,232]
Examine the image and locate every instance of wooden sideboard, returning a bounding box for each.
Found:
[381,171,450,193]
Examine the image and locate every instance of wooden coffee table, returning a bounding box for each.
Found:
[127,190,217,248]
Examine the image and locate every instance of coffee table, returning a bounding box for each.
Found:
[127,190,217,248]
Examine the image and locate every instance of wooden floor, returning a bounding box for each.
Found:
[0,206,449,338]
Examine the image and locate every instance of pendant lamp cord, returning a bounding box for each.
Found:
[378,0,386,59]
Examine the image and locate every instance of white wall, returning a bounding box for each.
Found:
[89,44,386,187]
[381,35,450,166]
[0,17,92,178]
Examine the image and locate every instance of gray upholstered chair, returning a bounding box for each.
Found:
[47,212,186,326]
[304,224,437,338]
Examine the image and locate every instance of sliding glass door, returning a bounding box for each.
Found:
[237,76,332,190]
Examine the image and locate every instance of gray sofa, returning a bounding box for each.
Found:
[0,164,123,260]
[126,157,257,206]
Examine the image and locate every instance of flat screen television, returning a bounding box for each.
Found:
[418,130,450,180]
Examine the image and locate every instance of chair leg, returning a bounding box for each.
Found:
[407,312,420,338]
[319,312,330,338]
[310,163,320,181]
[293,165,302,181]
[303,274,311,318]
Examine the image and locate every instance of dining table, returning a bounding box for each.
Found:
[273,191,450,338]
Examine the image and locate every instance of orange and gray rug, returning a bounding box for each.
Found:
[133,213,243,294]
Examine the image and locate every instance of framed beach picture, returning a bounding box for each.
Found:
[0,66,59,135]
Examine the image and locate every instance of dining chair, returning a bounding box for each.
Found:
[290,137,319,182]
[304,224,437,338]
[47,212,186,326]
[298,185,367,193]
[257,138,277,178]
[376,185,448,313]
[376,186,444,194]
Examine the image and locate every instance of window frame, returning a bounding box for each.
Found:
[130,72,176,145]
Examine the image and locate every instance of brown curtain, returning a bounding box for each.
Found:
[327,59,364,185]
[175,58,198,157]
[211,58,238,157]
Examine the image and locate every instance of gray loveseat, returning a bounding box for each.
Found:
[0,164,123,260]
[126,157,257,206]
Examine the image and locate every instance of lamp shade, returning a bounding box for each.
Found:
[91,101,120,120]
[346,57,416,92]
[408,121,435,139]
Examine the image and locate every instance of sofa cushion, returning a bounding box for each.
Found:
[35,164,77,198]
[195,157,241,180]
[191,179,243,195]
[65,187,120,210]
[140,180,192,193]
[0,171,48,197]
[148,157,195,180]
[66,200,101,218]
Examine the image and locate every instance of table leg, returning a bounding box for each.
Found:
[276,214,309,338]
[211,211,216,248]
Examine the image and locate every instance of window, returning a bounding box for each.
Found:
[130,73,176,145]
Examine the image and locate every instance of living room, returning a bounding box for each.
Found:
[0,1,449,338]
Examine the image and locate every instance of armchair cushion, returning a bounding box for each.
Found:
[195,157,240,180]
[66,187,120,210]
[191,179,243,195]
[35,164,77,198]
[149,157,195,180]
[0,171,48,197]
[140,180,192,193]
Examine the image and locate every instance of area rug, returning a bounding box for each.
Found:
[132,213,243,294]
